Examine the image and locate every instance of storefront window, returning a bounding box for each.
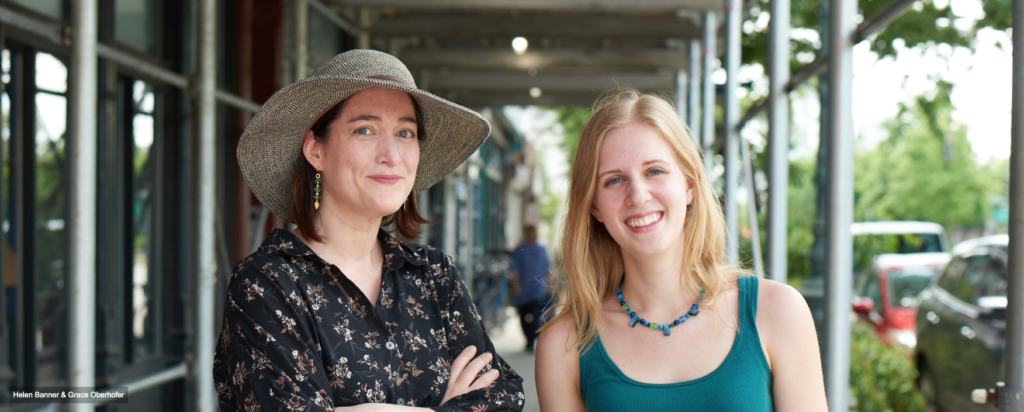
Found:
[8,0,63,21]
[131,80,157,360]
[34,51,68,386]
[1,48,16,380]
[115,0,162,55]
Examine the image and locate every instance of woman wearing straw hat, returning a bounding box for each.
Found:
[213,50,525,412]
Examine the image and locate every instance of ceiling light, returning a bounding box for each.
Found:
[512,37,528,55]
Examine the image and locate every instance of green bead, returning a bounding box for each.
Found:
[622,304,629,311]
[314,194,321,200]
[649,322,658,330]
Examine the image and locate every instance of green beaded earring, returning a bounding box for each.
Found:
[314,171,322,210]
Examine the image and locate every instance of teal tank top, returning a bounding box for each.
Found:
[579,276,774,411]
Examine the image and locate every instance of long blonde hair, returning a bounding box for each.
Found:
[544,88,741,351]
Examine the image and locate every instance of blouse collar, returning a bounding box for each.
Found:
[262,228,430,270]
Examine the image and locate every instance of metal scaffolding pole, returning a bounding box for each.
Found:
[688,39,701,154]
[823,0,855,409]
[68,0,98,410]
[676,70,687,131]
[295,0,309,79]
[724,0,741,264]
[742,140,764,278]
[196,0,218,410]
[359,7,372,49]
[767,0,790,283]
[701,11,716,179]
[309,0,358,36]
[677,70,693,148]
[1001,0,1024,410]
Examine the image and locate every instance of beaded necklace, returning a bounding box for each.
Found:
[616,282,706,336]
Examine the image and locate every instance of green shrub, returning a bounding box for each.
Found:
[849,321,925,412]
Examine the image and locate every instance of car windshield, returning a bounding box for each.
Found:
[888,268,940,307]
[853,233,945,276]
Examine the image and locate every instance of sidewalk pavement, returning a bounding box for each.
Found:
[489,307,541,412]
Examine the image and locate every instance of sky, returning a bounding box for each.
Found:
[784,0,1013,162]
[851,26,1013,163]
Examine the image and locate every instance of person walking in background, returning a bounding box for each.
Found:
[510,225,551,353]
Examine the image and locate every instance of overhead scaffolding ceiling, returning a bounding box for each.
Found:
[323,0,736,108]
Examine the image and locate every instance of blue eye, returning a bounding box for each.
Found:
[649,169,664,176]
[356,127,371,135]
[398,130,415,139]
[605,177,622,186]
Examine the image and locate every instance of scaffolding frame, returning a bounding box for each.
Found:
[5,0,1021,410]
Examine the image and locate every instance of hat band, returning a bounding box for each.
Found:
[369,75,414,88]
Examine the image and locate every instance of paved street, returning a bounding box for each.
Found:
[489,307,541,412]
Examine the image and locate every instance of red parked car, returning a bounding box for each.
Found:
[852,253,951,350]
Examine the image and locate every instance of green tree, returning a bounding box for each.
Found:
[784,157,819,286]
[549,106,591,166]
[742,0,1003,72]
[853,82,999,231]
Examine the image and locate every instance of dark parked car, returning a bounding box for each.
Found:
[915,235,1008,412]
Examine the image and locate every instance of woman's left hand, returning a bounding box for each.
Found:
[441,345,501,405]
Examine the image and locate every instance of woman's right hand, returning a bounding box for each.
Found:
[440,345,500,405]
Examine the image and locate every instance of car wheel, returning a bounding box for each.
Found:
[918,365,941,412]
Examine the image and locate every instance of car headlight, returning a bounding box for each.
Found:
[891,329,917,349]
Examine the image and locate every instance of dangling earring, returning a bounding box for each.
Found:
[402,199,407,212]
[314,171,322,210]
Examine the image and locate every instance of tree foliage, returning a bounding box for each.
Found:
[742,0,1007,73]
[849,321,926,412]
[853,81,999,230]
[550,106,591,166]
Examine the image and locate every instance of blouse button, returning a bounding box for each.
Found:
[386,341,397,350]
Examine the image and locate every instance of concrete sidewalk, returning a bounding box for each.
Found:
[489,307,540,412]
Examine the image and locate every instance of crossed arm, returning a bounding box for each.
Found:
[214,257,522,412]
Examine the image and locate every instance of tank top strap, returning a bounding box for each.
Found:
[737,276,760,332]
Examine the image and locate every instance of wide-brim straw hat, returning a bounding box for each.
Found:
[237,49,490,223]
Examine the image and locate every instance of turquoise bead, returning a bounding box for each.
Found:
[616,282,705,337]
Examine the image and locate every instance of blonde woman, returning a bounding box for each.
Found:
[535,89,827,411]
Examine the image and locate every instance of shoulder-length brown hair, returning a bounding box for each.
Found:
[544,88,742,352]
[289,95,433,243]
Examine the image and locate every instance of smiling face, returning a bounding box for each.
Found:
[590,121,694,259]
[304,87,420,222]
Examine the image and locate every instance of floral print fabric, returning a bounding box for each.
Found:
[214,228,525,411]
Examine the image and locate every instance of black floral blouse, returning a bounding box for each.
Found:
[213,228,525,412]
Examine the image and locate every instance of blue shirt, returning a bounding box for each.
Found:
[510,242,550,306]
